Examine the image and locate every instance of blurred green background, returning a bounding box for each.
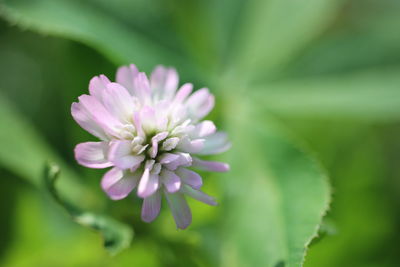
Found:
[1,0,400,266]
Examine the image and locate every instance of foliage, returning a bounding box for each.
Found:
[0,0,399,266]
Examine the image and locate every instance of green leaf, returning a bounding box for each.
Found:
[230,0,342,79]
[0,95,96,208]
[250,68,400,122]
[0,0,188,71]
[45,163,133,255]
[305,127,395,267]
[163,1,220,72]
[285,1,400,77]
[219,102,330,266]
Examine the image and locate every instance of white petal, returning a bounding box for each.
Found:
[74,141,112,168]
[115,64,139,95]
[191,120,216,138]
[71,102,108,140]
[101,83,134,123]
[133,72,152,104]
[176,137,205,153]
[164,153,192,170]
[78,94,123,137]
[173,83,193,105]
[158,153,180,164]
[149,131,169,158]
[137,168,159,198]
[197,132,231,155]
[101,168,140,200]
[133,112,145,137]
[185,88,214,120]
[162,137,180,151]
[139,106,157,133]
[89,75,111,100]
[108,140,145,169]
[150,66,179,101]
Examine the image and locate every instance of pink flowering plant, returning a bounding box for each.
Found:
[71,64,230,229]
[3,0,373,264]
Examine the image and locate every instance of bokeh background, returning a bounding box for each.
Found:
[1,0,400,266]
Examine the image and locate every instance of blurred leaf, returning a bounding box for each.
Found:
[230,0,342,79]
[210,0,244,63]
[166,1,219,72]
[251,68,400,122]
[285,0,400,78]
[45,163,133,255]
[85,0,183,54]
[0,170,20,258]
[1,184,158,266]
[219,102,330,266]
[285,29,400,78]
[0,0,189,71]
[305,128,395,267]
[0,94,96,208]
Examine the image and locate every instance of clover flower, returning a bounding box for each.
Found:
[71,64,230,229]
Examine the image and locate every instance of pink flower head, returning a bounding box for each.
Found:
[72,64,230,229]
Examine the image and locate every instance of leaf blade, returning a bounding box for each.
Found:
[0,0,188,71]
[251,68,400,122]
[230,0,342,79]
[219,103,331,266]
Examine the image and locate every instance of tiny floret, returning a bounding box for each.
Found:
[72,64,230,229]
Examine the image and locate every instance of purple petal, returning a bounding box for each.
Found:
[159,153,180,164]
[160,169,181,193]
[150,66,179,101]
[170,120,195,136]
[192,120,216,138]
[74,141,112,168]
[101,168,139,200]
[139,106,157,132]
[181,185,217,206]
[133,112,145,137]
[162,137,180,151]
[176,137,205,153]
[108,140,145,169]
[89,74,111,99]
[137,169,159,198]
[185,88,215,120]
[176,168,202,189]
[149,131,168,158]
[153,131,169,142]
[165,192,192,229]
[71,102,108,140]
[141,190,162,223]
[101,83,134,122]
[173,83,193,105]
[192,158,230,172]
[164,153,192,170]
[78,94,123,136]
[101,167,121,190]
[197,132,231,155]
[115,64,139,95]
[133,72,152,104]
[153,101,169,130]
